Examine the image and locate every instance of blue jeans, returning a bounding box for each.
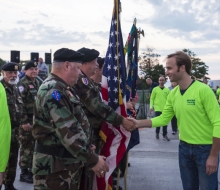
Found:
[179,141,219,190]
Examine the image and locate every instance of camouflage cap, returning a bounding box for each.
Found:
[25,60,38,70]
[1,62,19,71]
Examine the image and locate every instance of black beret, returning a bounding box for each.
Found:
[1,62,19,71]
[77,47,99,63]
[25,61,38,70]
[97,57,105,68]
[53,48,84,63]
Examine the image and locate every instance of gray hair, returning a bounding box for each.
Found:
[52,62,64,69]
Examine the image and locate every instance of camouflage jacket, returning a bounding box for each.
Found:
[74,72,123,130]
[0,79,23,127]
[32,73,98,175]
[18,75,40,124]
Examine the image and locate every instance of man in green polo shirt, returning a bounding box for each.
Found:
[150,76,170,141]
[130,51,220,190]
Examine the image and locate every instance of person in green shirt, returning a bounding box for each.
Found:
[150,76,170,141]
[130,51,220,190]
[0,83,11,189]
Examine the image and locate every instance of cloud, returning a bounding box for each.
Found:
[147,0,219,42]
[17,20,31,24]
[0,24,90,46]
[39,12,49,18]
[91,31,109,39]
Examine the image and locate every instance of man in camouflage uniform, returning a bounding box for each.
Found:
[74,48,135,190]
[32,48,109,190]
[75,48,135,151]
[0,62,22,190]
[18,61,40,183]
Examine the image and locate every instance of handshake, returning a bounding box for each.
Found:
[122,117,138,132]
[122,117,152,131]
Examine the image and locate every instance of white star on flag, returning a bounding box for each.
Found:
[114,98,118,103]
[113,88,118,93]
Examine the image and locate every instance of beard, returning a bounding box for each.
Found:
[8,78,18,85]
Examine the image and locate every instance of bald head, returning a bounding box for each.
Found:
[158,76,166,87]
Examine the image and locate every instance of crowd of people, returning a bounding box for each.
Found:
[0,50,219,190]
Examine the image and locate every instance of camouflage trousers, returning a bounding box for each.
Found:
[4,127,19,185]
[19,127,35,169]
[34,169,82,190]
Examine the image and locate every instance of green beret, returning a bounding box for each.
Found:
[1,62,19,71]
[25,61,38,70]
[53,48,85,63]
[77,47,99,63]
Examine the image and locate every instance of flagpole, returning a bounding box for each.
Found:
[115,0,123,105]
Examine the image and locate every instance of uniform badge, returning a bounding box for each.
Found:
[52,90,61,101]
[82,78,88,85]
[29,85,34,89]
[18,86,24,93]
[14,65,18,70]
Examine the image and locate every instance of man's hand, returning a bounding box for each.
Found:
[21,123,32,131]
[122,118,136,132]
[90,144,96,153]
[127,117,152,129]
[92,156,109,178]
[150,109,154,114]
[0,172,5,186]
[206,155,218,175]
[126,102,133,109]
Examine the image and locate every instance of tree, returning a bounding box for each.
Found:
[0,58,6,68]
[138,47,165,83]
[183,49,209,79]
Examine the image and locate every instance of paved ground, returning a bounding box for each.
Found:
[4,124,220,190]
[119,125,220,190]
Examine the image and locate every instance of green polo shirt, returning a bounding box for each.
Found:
[150,86,170,112]
[151,80,220,144]
[0,83,11,172]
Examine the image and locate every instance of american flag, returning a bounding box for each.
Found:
[96,0,131,189]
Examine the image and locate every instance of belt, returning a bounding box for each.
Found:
[34,142,73,158]
[180,140,211,146]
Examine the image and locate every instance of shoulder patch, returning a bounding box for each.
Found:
[52,90,61,101]
[29,85,34,89]
[18,86,24,93]
[82,78,89,85]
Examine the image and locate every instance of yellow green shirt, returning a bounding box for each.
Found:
[150,86,170,112]
[0,83,11,172]
[151,81,220,144]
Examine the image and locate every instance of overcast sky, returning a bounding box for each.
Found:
[0,0,219,79]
